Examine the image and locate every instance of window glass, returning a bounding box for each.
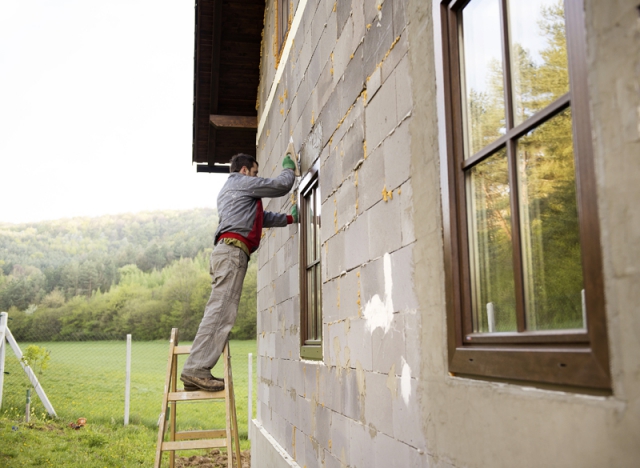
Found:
[306,192,313,262]
[517,108,584,330]
[307,268,315,340]
[508,0,569,125]
[462,0,506,157]
[467,148,517,332]
[315,187,322,262]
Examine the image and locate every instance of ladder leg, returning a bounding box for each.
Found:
[169,332,179,468]
[155,328,179,468]
[157,331,238,467]
[223,343,234,468]
[227,347,242,468]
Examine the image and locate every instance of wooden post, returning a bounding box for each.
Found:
[25,389,31,422]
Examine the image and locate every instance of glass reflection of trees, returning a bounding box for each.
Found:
[464,0,584,332]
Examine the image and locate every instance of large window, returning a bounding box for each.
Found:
[299,163,322,360]
[441,0,610,389]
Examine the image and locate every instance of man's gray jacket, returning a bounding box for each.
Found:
[214,168,295,250]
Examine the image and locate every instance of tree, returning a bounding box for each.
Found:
[160,258,210,340]
[41,289,65,308]
[232,263,258,339]
[21,345,51,376]
[0,265,46,311]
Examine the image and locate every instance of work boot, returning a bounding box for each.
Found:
[182,377,224,391]
[180,374,225,392]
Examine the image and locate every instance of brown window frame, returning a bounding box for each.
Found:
[299,161,322,360]
[440,0,610,390]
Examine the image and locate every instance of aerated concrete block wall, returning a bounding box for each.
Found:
[254,1,426,466]
[407,0,640,467]
[253,0,640,467]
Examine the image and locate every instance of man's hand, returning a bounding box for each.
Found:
[283,154,296,170]
[291,205,298,223]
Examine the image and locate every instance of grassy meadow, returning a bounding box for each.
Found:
[0,339,257,466]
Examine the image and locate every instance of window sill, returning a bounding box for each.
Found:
[449,346,611,390]
[300,344,322,360]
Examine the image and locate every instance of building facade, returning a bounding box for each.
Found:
[193,0,640,466]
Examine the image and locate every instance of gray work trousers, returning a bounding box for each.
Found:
[182,242,248,378]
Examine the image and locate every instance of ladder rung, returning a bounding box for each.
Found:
[168,390,226,401]
[175,429,227,441]
[173,345,192,355]
[161,439,227,451]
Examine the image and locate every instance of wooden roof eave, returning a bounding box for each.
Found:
[192,0,263,173]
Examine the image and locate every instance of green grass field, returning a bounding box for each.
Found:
[0,339,257,466]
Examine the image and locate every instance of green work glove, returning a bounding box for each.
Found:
[291,204,298,223]
[283,154,296,170]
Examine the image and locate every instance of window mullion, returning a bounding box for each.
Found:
[499,0,515,130]
[500,0,527,333]
[506,138,526,332]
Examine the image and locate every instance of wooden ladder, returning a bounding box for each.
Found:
[154,328,241,468]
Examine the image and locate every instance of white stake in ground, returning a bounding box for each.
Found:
[248,352,252,440]
[486,302,496,333]
[124,334,132,425]
[0,315,57,417]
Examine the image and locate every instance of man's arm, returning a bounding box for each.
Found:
[264,202,298,228]
[241,169,295,198]
[263,211,290,228]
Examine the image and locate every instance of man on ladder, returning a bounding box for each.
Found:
[180,152,298,392]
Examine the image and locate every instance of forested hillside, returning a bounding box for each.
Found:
[0,209,259,341]
[0,209,217,309]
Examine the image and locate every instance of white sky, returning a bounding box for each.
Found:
[0,0,228,224]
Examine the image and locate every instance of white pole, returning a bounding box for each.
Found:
[0,312,7,410]
[486,302,496,333]
[4,327,56,417]
[124,334,131,425]
[248,352,253,440]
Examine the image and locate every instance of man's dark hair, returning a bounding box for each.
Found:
[230,153,258,173]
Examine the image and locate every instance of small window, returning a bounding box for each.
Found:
[299,163,322,360]
[277,0,290,55]
[440,0,610,389]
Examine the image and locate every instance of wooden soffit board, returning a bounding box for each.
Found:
[192,0,264,173]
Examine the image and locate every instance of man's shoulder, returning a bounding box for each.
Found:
[221,173,244,189]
